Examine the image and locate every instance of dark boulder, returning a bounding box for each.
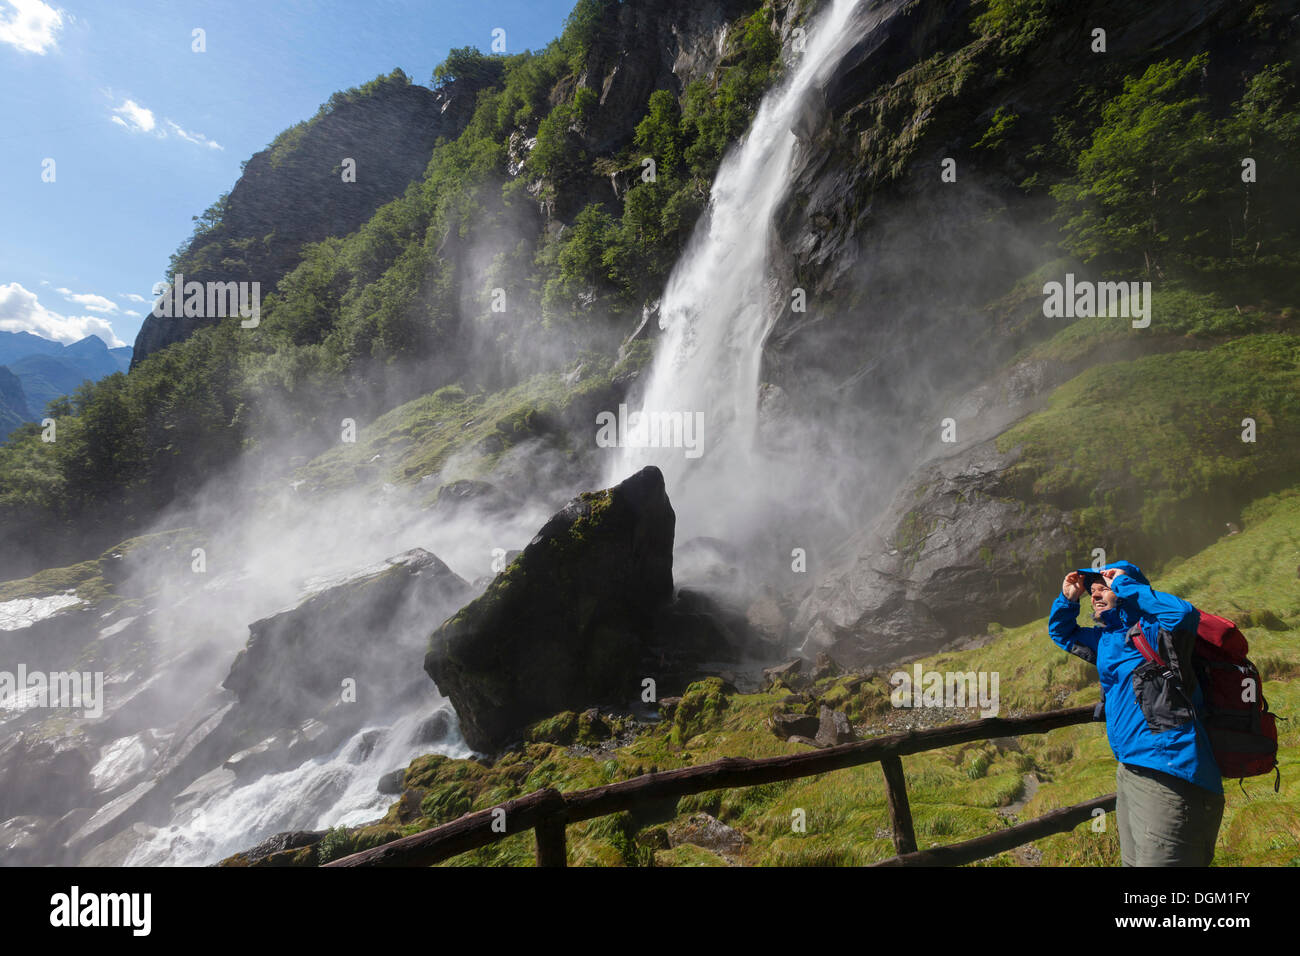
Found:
[770,712,819,740]
[762,658,805,690]
[425,466,675,753]
[244,829,325,863]
[411,708,455,745]
[225,548,472,733]
[377,769,406,795]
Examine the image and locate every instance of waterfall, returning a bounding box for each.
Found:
[609,0,865,539]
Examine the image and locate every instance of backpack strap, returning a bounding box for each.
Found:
[1128,622,1199,711]
[1129,624,1175,680]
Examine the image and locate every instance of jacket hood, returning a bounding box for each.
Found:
[1073,561,1149,588]
[1074,561,1149,629]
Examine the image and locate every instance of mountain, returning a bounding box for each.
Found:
[0,330,66,366]
[2,334,131,420]
[0,366,29,441]
[130,69,487,367]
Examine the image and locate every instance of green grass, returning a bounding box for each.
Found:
[290,365,616,497]
[1017,277,1300,366]
[996,333,1300,562]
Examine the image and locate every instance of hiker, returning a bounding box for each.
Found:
[1049,561,1224,866]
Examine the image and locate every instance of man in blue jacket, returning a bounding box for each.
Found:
[1049,560,1224,866]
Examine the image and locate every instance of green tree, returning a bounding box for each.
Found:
[433,47,504,88]
[634,89,682,178]
[1052,56,1220,274]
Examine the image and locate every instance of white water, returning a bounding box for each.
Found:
[611,0,865,537]
[126,706,473,866]
[0,591,81,630]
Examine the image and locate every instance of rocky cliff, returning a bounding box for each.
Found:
[131,73,480,365]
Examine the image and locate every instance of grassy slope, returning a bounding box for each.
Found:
[289,359,627,499]
[274,483,1296,868]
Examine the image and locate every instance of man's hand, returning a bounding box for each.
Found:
[1062,571,1085,601]
[1101,568,1127,586]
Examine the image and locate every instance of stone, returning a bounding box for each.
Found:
[762,658,804,690]
[814,706,857,747]
[377,769,406,795]
[770,712,819,739]
[425,466,675,753]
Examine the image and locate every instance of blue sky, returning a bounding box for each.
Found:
[0,0,577,348]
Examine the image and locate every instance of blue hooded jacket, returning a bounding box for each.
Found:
[1048,560,1222,793]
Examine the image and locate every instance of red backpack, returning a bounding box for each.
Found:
[1130,610,1281,791]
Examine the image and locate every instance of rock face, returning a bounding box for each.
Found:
[225,548,473,734]
[132,75,482,366]
[425,466,676,752]
[0,365,30,441]
[794,439,1076,667]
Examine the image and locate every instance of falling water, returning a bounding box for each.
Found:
[611,0,866,537]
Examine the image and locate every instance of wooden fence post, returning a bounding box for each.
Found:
[880,754,917,855]
[535,790,569,867]
[535,819,568,867]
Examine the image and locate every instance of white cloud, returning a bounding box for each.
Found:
[111,98,156,134]
[0,282,126,347]
[57,289,118,313]
[0,0,64,55]
[123,309,140,317]
[119,292,148,303]
[166,119,223,151]
[108,96,221,150]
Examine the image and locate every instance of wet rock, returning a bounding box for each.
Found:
[223,734,287,779]
[433,479,515,516]
[79,822,160,867]
[794,439,1074,667]
[90,729,168,797]
[411,709,455,745]
[244,829,326,863]
[352,729,386,763]
[67,780,158,854]
[762,658,805,690]
[0,730,95,820]
[171,768,236,821]
[0,815,53,866]
[426,466,675,752]
[225,548,472,735]
[377,768,406,795]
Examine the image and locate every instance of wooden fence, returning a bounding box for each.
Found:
[326,703,1114,868]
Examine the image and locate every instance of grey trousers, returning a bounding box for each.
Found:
[1115,762,1225,866]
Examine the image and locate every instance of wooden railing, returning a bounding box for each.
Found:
[326,703,1114,867]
